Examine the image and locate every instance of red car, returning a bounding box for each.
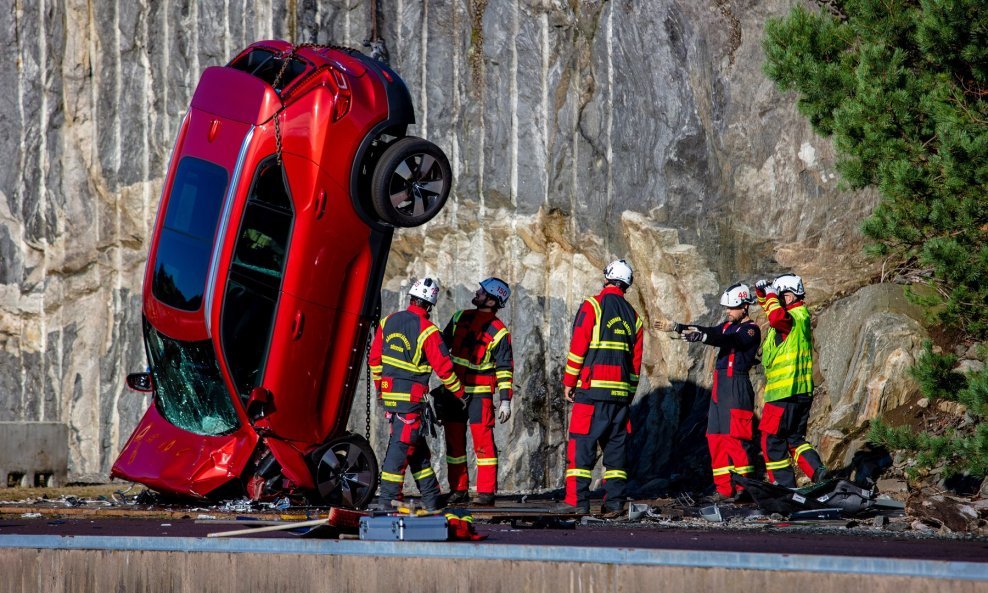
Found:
[111,41,451,508]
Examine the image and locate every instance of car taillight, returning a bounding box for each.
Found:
[331,69,351,122]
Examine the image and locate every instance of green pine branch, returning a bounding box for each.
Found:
[764,0,988,340]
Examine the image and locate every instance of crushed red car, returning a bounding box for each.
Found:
[111,40,452,508]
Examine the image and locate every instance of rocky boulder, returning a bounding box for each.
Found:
[811,284,928,468]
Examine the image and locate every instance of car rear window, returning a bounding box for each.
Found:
[152,157,228,311]
[228,48,307,94]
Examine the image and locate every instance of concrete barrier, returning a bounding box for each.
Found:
[0,422,68,487]
[0,536,985,592]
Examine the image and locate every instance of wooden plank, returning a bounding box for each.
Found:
[206,518,329,538]
[193,519,287,526]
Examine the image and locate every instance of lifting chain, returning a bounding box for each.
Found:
[268,42,362,167]
[274,109,284,167]
[365,305,381,441]
[365,323,373,441]
[363,0,390,64]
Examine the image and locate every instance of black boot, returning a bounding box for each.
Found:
[446,490,469,505]
[551,501,590,515]
[599,504,625,519]
[472,493,496,506]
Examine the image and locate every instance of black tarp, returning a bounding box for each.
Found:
[732,473,876,516]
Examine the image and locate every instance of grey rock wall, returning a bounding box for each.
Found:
[0,0,917,493]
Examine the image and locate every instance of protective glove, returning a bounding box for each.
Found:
[497,399,511,423]
[755,279,775,295]
[655,319,691,333]
[683,329,706,343]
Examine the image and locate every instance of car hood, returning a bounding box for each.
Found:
[111,403,259,498]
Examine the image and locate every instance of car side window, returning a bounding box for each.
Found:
[151,157,228,311]
[221,157,294,397]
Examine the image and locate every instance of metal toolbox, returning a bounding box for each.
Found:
[359,515,449,541]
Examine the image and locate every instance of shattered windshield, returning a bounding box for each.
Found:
[145,319,240,436]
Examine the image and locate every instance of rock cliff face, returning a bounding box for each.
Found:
[0,0,922,492]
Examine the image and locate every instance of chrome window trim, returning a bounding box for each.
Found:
[204,126,255,338]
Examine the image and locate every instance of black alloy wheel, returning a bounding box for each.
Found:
[370,136,452,227]
[313,434,379,509]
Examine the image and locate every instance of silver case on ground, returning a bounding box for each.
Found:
[359,515,449,541]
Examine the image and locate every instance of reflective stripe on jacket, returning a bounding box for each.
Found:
[443,309,514,400]
[563,286,643,402]
[761,305,813,401]
[369,304,463,412]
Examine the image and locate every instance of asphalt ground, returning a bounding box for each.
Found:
[1,486,985,565]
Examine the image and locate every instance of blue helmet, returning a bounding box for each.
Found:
[479,277,511,307]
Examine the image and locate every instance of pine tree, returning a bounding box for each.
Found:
[763,0,988,477]
[764,0,988,337]
[869,343,987,477]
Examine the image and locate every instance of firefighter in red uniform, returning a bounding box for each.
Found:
[439,277,514,506]
[754,273,829,487]
[556,260,644,517]
[655,283,760,501]
[369,277,464,512]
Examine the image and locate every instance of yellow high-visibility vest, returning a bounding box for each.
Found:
[761,305,813,402]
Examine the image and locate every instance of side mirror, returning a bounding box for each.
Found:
[126,372,153,393]
[247,386,273,421]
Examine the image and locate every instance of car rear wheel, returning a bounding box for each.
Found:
[370,136,451,227]
[313,434,379,509]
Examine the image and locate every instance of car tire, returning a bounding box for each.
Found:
[370,136,451,227]
[313,433,379,509]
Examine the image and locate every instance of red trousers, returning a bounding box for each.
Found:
[442,396,498,494]
[707,371,755,497]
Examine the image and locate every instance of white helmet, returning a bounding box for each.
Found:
[720,283,754,307]
[773,273,805,297]
[604,259,634,286]
[479,277,511,307]
[409,277,440,305]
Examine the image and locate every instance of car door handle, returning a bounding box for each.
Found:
[290,311,305,340]
[314,190,326,219]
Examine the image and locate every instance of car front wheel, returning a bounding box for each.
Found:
[370,137,451,227]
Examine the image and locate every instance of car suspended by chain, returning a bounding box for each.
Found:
[111,40,452,508]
